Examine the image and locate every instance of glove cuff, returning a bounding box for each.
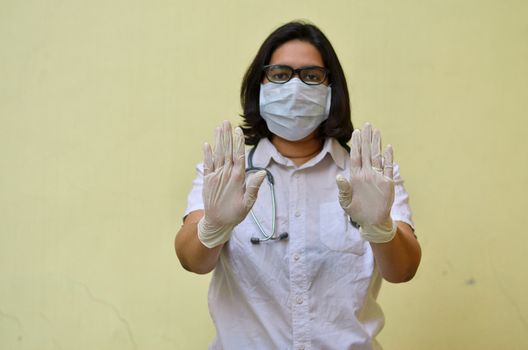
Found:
[197,217,235,248]
[359,219,397,243]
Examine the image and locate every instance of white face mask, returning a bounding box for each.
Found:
[259,78,332,141]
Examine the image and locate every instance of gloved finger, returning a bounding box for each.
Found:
[222,120,233,167]
[350,129,362,174]
[233,127,245,171]
[231,127,246,183]
[383,144,394,179]
[361,122,372,168]
[336,174,353,208]
[203,142,214,176]
[213,126,224,170]
[243,170,266,210]
[371,128,382,171]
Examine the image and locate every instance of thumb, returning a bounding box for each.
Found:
[336,174,353,208]
[243,170,266,210]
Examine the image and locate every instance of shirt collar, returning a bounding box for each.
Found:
[249,137,347,170]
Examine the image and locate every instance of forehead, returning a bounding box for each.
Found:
[269,40,324,68]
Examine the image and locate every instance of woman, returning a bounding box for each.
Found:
[175,21,421,350]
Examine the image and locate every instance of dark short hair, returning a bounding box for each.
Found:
[240,20,353,150]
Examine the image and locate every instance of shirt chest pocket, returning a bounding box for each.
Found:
[319,201,366,255]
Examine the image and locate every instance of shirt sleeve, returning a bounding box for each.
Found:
[183,163,205,218]
[391,163,415,230]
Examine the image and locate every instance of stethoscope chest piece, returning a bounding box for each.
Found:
[250,232,289,244]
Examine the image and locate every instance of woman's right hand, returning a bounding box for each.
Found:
[198,121,266,248]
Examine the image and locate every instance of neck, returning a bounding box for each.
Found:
[271,132,323,166]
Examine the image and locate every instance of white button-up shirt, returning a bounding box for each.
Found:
[184,137,414,350]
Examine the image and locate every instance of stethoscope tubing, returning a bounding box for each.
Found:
[245,146,285,243]
[245,167,277,241]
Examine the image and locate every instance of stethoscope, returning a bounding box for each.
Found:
[245,146,289,244]
[244,145,360,244]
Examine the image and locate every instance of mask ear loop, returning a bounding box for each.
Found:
[324,85,332,117]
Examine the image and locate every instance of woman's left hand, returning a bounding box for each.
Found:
[336,123,397,243]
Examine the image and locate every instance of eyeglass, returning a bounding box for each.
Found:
[263,64,329,85]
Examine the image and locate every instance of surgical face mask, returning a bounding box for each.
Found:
[259,78,332,141]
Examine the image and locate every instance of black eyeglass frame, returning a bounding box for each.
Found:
[262,64,330,85]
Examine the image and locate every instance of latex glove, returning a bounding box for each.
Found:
[336,123,397,243]
[198,121,266,248]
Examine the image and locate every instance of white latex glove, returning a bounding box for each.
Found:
[336,123,397,243]
[198,121,267,248]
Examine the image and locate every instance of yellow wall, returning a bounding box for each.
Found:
[1,1,527,349]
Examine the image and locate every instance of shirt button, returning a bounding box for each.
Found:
[293,254,300,261]
[295,211,301,217]
[296,296,303,304]
[298,345,305,350]
[294,173,299,178]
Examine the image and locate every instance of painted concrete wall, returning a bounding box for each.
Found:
[1,1,527,349]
